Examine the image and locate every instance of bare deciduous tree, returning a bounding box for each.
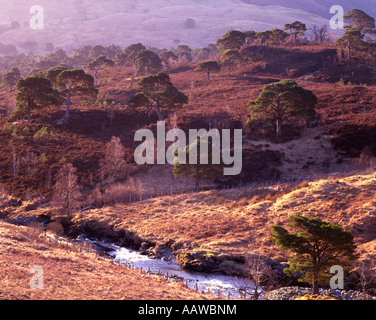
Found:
[234,244,278,300]
[310,25,329,44]
[52,163,82,220]
[20,151,38,175]
[100,136,128,182]
[353,260,376,298]
[11,144,20,178]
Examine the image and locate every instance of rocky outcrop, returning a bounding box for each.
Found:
[262,286,376,300]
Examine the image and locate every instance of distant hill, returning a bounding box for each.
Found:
[0,0,358,53]
[241,0,376,18]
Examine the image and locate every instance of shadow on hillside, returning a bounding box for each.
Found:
[45,108,157,144]
[241,45,338,78]
[234,75,281,84]
[328,124,376,158]
[168,66,194,74]
[351,214,376,243]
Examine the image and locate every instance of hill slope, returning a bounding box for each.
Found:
[32,170,375,273]
[0,220,209,300]
[0,0,334,52]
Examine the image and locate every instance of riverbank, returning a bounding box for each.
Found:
[2,170,376,299]
[0,220,210,300]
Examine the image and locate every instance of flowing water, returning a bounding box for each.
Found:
[104,243,257,299]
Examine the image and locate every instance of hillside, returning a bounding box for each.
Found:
[70,171,376,264]
[1,45,375,199]
[3,169,376,295]
[241,0,376,18]
[0,0,335,52]
[1,32,376,300]
[0,220,209,300]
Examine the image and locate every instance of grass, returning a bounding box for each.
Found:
[0,44,376,298]
[2,169,376,299]
[0,220,210,300]
[67,170,376,265]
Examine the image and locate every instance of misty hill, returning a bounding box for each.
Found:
[241,0,376,19]
[0,0,351,53]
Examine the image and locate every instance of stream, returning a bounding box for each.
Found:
[100,242,257,300]
[5,216,257,299]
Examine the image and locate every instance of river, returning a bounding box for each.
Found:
[102,243,257,300]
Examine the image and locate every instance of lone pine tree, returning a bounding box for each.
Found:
[271,214,358,295]
[129,72,188,122]
[87,55,114,84]
[15,76,61,122]
[284,21,307,44]
[197,60,221,81]
[56,69,98,120]
[248,79,317,138]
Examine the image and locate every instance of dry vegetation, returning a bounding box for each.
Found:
[1,43,376,299]
[66,170,376,265]
[0,220,209,300]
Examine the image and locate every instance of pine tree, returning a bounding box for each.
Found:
[114,43,146,67]
[14,76,61,122]
[271,214,358,295]
[134,50,163,76]
[248,79,317,138]
[159,50,178,70]
[87,55,114,84]
[128,72,188,122]
[56,69,98,119]
[335,28,364,60]
[197,60,221,81]
[284,21,307,44]
[344,9,376,36]
[173,139,223,190]
[216,30,246,52]
[221,49,242,76]
[1,67,21,92]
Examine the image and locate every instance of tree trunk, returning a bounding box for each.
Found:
[276,118,282,138]
[94,69,99,85]
[155,104,164,122]
[27,98,32,122]
[65,86,71,119]
[207,71,210,81]
[312,272,319,295]
[228,65,231,76]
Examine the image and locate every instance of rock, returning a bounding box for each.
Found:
[262,286,376,300]
[171,240,185,251]
[177,250,221,273]
[140,241,154,253]
[92,241,115,255]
